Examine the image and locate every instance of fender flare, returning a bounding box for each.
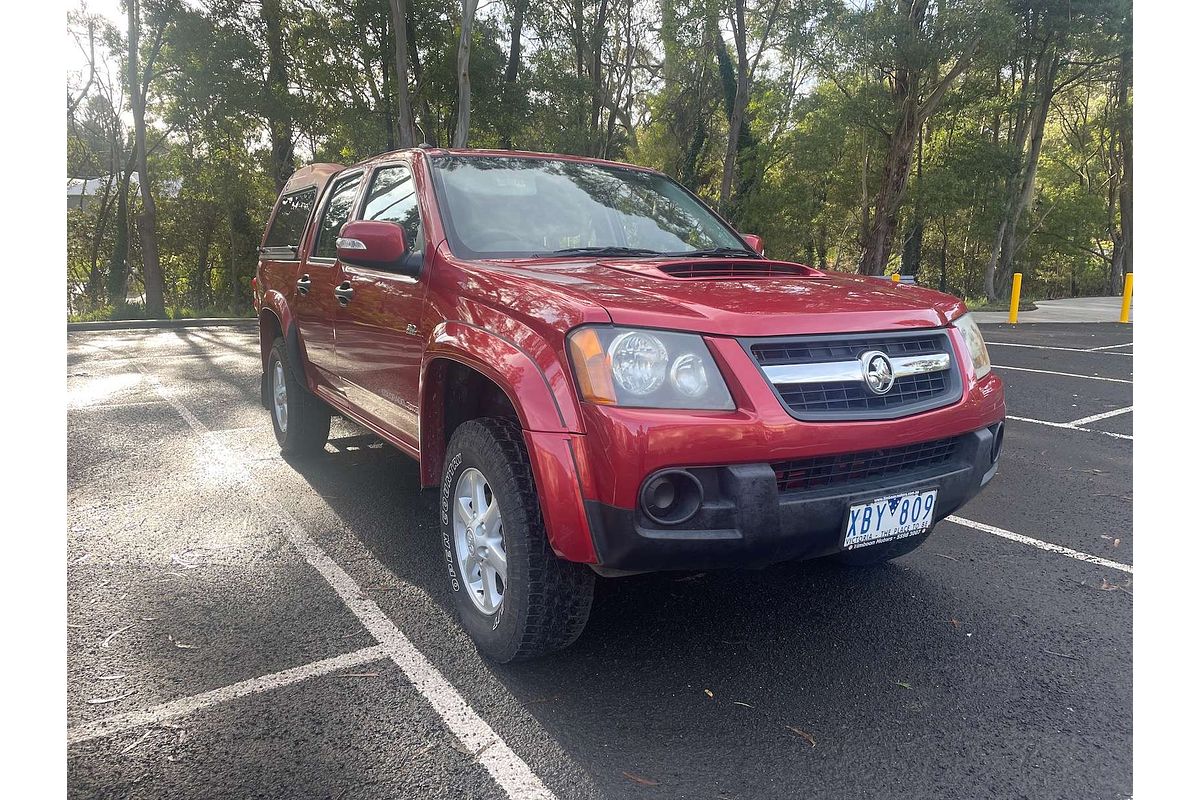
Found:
[419,320,581,481]
[257,291,304,375]
[420,322,597,563]
[422,320,580,431]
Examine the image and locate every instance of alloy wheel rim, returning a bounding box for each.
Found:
[272,359,288,434]
[452,467,507,615]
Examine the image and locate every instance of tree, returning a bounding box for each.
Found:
[718,0,785,216]
[389,0,417,147]
[126,0,168,317]
[261,0,295,192]
[1108,8,1132,294]
[454,0,481,147]
[852,0,1007,276]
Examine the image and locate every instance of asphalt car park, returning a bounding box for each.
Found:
[67,321,1132,799]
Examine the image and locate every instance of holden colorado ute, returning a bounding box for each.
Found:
[254,148,1004,662]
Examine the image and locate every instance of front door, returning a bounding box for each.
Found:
[335,162,429,447]
[294,170,363,390]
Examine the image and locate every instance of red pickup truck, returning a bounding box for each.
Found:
[254,148,1004,661]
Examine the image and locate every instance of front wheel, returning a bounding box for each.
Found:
[441,418,594,662]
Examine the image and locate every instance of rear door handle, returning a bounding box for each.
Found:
[333,281,354,306]
[296,274,311,295]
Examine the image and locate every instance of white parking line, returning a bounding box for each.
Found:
[135,368,556,800]
[1086,342,1135,351]
[1007,415,1133,441]
[1065,406,1133,427]
[992,364,1132,384]
[947,516,1133,574]
[67,645,390,745]
[986,341,1132,356]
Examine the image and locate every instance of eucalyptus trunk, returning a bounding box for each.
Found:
[453,0,480,148]
[389,0,416,148]
[126,0,164,318]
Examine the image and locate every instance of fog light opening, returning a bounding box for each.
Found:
[992,422,1005,463]
[640,470,703,526]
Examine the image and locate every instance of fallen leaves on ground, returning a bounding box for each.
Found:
[1099,577,1133,594]
[786,726,817,747]
[895,681,913,690]
[87,689,136,704]
[101,625,133,649]
[704,689,714,698]
[622,772,660,786]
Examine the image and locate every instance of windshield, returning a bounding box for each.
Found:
[428,156,750,259]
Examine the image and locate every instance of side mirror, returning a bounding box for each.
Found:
[336,220,416,275]
[741,233,765,256]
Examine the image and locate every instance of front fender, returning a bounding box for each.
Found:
[420,322,597,564]
[422,320,581,435]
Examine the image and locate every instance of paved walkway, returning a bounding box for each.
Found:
[974,295,1130,324]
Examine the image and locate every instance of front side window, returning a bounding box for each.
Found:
[363,165,424,252]
[428,156,748,259]
[312,173,363,259]
[265,188,316,249]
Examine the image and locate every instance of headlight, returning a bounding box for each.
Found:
[952,312,991,379]
[567,326,735,409]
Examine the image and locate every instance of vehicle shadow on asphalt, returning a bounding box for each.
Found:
[285,432,973,796]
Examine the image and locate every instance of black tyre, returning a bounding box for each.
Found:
[267,338,331,456]
[831,527,934,567]
[440,417,595,662]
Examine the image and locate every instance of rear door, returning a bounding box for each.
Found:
[295,170,364,390]
[334,161,429,446]
[258,186,316,309]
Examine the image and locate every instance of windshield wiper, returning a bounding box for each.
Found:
[661,246,760,258]
[543,246,664,257]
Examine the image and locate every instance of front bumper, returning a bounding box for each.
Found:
[585,425,1001,572]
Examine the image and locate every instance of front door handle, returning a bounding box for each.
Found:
[296,274,311,295]
[333,280,354,306]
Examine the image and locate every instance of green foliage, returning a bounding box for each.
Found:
[66,0,1132,318]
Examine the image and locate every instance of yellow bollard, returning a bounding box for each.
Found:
[1008,273,1023,324]
[891,273,901,283]
[1119,273,1133,323]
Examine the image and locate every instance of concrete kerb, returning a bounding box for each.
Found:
[67,318,257,332]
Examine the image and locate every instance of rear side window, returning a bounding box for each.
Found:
[363,165,425,251]
[264,188,316,250]
[312,173,363,259]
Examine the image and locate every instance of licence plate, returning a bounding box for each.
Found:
[843,489,938,550]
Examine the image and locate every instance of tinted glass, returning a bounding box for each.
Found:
[429,156,745,258]
[312,174,362,259]
[363,165,424,251]
[264,188,316,249]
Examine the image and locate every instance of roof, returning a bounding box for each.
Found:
[344,147,662,176]
[280,163,345,196]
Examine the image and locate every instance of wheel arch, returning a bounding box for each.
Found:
[258,293,304,376]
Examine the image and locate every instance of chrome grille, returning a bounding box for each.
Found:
[743,329,962,420]
[751,334,943,366]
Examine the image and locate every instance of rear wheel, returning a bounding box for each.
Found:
[267,338,331,456]
[441,418,594,662]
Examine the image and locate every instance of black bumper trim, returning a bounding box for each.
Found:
[586,426,1000,572]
